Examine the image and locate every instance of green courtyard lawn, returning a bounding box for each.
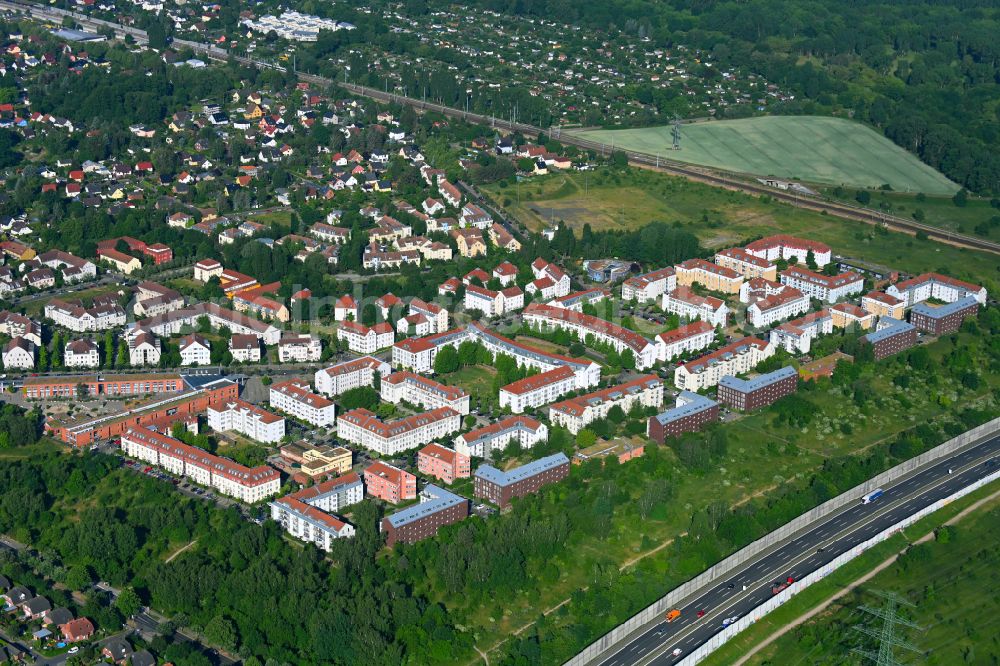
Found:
[439,365,497,404]
[483,167,1000,290]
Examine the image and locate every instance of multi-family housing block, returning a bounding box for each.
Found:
[474,453,570,509]
[662,286,728,328]
[861,291,905,319]
[314,356,390,397]
[527,258,571,299]
[393,322,601,387]
[409,298,448,333]
[364,461,417,503]
[746,286,810,328]
[121,426,280,503]
[2,337,34,369]
[270,472,363,550]
[862,317,917,360]
[647,391,720,443]
[548,375,663,434]
[64,339,99,368]
[769,309,833,354]
[338,407,461,455]
[269,380,337,427]
[550,288,610,312]
[621,267,676,303]
[454,416,548,458]
[744,235,831,267]
[337,321,394,354]
[718,366,798,411]
[909,296,979,335]
[499,366,580,414]
[381,485,468,547]
[45,298,126,332]
[779,267,864,303]
[280,441,353,478]
[464,284,525,316]
[278,334,322,362]
[522,303,658,370]
[179,333,211,366]
[675,337,774,391]
[885,273,987,307]
[713,248,777,280]
[207,399,286,444]
[417,443,471,484]
[830,302,875,330]
[229,334,261,362]
[380,372,471,415]
[654,320,715,362]
[133,281,184,317]
[127,331,161,366]
[135,302,281,344]
[675,258,744,294]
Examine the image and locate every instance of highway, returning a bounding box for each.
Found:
[2,0,999,256]
[592,432,1000,665]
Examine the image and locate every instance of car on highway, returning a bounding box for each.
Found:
[722,615,739,626]
[671,648,682,657]
[696,609,706,618]
[665,609,681,622]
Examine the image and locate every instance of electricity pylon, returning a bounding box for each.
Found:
[851,590,923,666]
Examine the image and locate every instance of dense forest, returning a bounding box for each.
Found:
[400,0,1000,195]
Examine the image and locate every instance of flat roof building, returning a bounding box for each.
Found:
[474,453,570,509]
[381,485,469,547]
[647,392,719,443]
[717,366,798,411]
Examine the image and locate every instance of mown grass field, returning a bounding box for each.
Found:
[573,116,960,195]
[483,168,1000,288]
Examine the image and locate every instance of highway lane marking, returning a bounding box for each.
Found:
[596,439,1000,666]
[627,446,1000,666]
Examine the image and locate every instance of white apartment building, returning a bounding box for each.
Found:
[133,281,185,318]
[229,334,262,363]
[885,272,987,307]
[621,267,676,303]
[135,302,281,345]
[674,337,775,391]
[499,366,580,414]
[381,372,471,415]
[713,248,777,280]
[334,295,358,322]
[455,416,548,458]
[2,337,34,370]
[655,320,715,362]
[393,323,602,387]
[662,287,729,328]
[45,299,126,332]
[179,334,211,366]
[336,407,461,455]
[121,426,280,503]
[208,399,286,444]
[193,259,224,282]
[770,309,833,354]
[464,284,525,317]
[315,356,391,396]
[744,235,831,267]
[64,339,99,368]
[739,277,785,304]
[409,298,448,333]
[127,331,161,366]
[269,497,355,550]
[780,267,864,303]
[746,286,810,328]
[241,11,355,42]
[396,313,432,338]
[549,375,664,434]
[550,288,609,312]
[522,303,658,370]
[527,258,571,300]
[278,334,322,362]
[337,321,394,354]
[291,472,365,513]
[269,380,337,427]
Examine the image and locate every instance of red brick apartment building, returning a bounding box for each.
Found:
[862,318,918,360]
[381,485,469,547]
[417,443,471,484]
[647,392,719,443]
[716,366,798,411]
[45,378,238,447]
[363,461,417,504]
[909,296,979,335]
[474,453,570,509]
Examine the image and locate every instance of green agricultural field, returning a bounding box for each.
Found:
[484,168,1000,289]
[573,116,960,195]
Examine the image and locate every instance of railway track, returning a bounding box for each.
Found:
[6,0,998,256]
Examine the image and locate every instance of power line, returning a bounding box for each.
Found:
[851,590,923,666]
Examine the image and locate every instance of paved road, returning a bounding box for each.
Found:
[595,433,1000,666]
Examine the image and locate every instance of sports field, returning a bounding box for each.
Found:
[574,116,960,195]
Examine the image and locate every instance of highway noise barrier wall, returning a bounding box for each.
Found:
[568,417,1000,666]
[677,460,1000,664]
